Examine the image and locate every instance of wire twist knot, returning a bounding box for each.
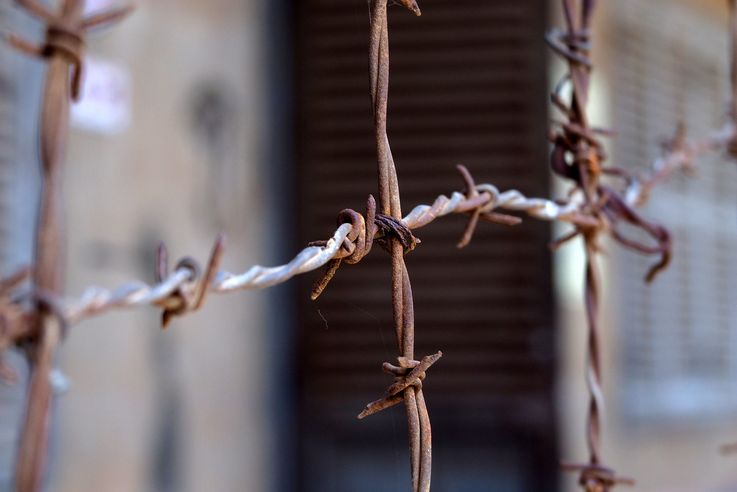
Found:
[546,27,592,69]
[6,0,134,101]
[562,462,635,492]
[358,351,442,420]
[455,164,521,248]
[44,22,85,99]
[375,213,419,254]
[155,236,225,328]
[310,196,377,300]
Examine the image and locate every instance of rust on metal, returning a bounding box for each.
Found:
[545,0,683,489]
[5,1,133,490]
[2,0,736,490]
[0,268,34,382]
[358,1,438,490]
[155,235,226,328]
[730,0,737,156]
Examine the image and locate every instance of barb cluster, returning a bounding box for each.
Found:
[0,164,612,341]
[4,2,133,491]
[358,351,442,419]
[545,0,737,487]
[538,0,737,488]
[4,0,736,491]
[547,2,616,489]
[547,25,671,282]
[5,0,133,100]
[0,268,34,380]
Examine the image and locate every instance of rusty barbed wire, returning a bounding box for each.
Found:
[360,1,436,490]
[4,1,133,491]
[0,267,35,382]
[545,0,673,490]
[571,1,737,214]
[1,0,730,490]
[0,165,601,333]
[534,0,737,484]
[0,0,617,488]
[548,1,630,489]
[615,121,737,208]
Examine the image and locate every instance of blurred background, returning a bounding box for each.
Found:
[0,0,736,491]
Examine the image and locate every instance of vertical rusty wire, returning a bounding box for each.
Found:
[5,1,132,490]
[15,2,82,488]
[0,0,694,489]
[727,0,737,119]
[729,0,737,156]
[364,1,436,491]
[552,0,634,489]
[369,0,424,488]
[550,0,670,488]
[564,2,609,484]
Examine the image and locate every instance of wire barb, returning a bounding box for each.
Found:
[0,163,676,341]
[455,164,521,248]
[358,352,442,419]
[7,0,134,101]
[155,235,226,328]
[561,462,635,492]
[545,0,669,487]
[2,0,727,487]
[310,196,377,300]
[0,268,34,382]
[4,3,136,490]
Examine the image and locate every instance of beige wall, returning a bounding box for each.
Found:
[53,1,273,490]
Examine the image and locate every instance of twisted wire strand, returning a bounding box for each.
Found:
[4,2,136,490]
[550,1,632,490]
[622,121,737,207]
[56,182,589,326]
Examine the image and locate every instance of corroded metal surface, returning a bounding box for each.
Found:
[547,0,737,488]
[362,2,434,489]
[1,0,736,490]
[4,1,132,490]
[545,0,735,489]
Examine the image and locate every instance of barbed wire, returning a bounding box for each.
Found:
[542,0,737,489]
[2,0,735,490]
[3,1,135,490]
[547,0,663,489]
[42,38,737,338]
[621,121,737,207]
[55,169,592,325]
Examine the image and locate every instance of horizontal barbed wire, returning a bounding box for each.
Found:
[12,117,734,329]
[60,178,590,326]
[13,114,736,330]
[623,121,737,206]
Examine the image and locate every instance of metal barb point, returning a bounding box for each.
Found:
[358,351,442,420]
[156,235,226,328]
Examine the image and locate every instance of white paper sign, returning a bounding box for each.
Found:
[84,0,116,15]
[71,56,131,135]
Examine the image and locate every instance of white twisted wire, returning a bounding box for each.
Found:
[623,121,737,206]
[62,183,591,325]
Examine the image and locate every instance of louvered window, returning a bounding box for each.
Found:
[293,1,555,490]
[608,0,737,419]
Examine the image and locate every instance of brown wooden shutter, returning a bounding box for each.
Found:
[293,1,554,490]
